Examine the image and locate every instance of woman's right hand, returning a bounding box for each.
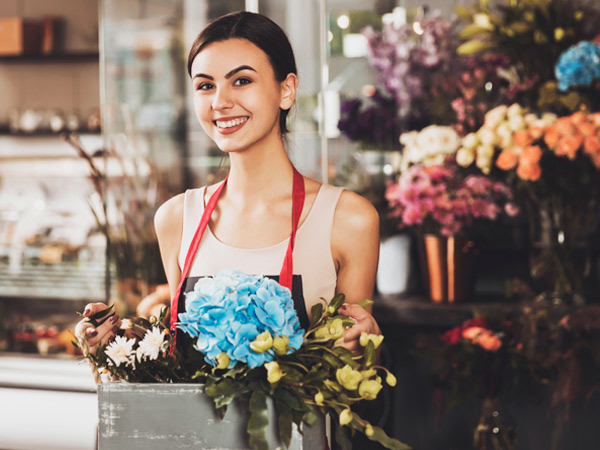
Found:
[74,303,121,354]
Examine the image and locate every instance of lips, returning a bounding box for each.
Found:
[214,116,249,134]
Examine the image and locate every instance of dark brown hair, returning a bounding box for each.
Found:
[187,11,297,135]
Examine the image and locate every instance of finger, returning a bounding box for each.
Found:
[343,321,369,342]
[339,303,370,320]
[339,339,361,355]
[86,314,120,347]
[83,302,110,317]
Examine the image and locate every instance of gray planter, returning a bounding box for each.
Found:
[98,383,327,450]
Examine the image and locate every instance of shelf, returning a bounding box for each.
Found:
[0,129,101,137]
[0,51,99,63]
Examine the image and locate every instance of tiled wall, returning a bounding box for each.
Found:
[0,0,100,127]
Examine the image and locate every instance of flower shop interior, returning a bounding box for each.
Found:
[1,0,599,449]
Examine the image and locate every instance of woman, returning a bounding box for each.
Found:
[79,11,381,355]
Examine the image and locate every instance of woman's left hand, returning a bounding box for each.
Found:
[338,303,381,355]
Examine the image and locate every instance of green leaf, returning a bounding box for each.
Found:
[358,299,374,309]
[368,425,412,450]
[457,39,496,55]
[303,408,319,426]
[364,341,376,367]
[329,293,346,313]
[459,24,493,39]
[310,303,324,325]
[322,352,345,369]
[454,5,473,21]
[247,390,269,450]
[274,387,304,411]
[275,398,293,449]
[87,304,114,327]
[335,421,352,450]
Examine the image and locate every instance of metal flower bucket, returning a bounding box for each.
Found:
[98,382,327,450]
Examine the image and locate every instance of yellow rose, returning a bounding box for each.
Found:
[264,361,284,384]
[315,317,345,340]
[359,332,384,349]
[336,364,362,391]
[272,335,289,356]
[216,352,230,370]
[386,372,397,387]
[361,368,377,380]
[365,424,374,437]
[249,331,273,353]
[358,378,383,400]
[339,408,353,426]
[314,391,324,406]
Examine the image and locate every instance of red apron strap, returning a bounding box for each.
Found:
[169,175,228,335]
[279,167,305,290]
[169,168,306,344]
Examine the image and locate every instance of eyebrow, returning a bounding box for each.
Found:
[192,65,257,81]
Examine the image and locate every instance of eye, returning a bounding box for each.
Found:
[234,77,252,86]
[196,82,214,91]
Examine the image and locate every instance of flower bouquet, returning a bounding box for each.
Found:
[457,104,600,299]
[385,159,517,237]
[76,269,408,450]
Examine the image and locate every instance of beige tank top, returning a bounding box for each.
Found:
[178,183,344,320]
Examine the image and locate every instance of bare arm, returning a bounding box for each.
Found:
[154,193,185,298]
[331,190,381,353]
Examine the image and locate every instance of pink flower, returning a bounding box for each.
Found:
[464,175,491,195]
[505,203,519,217]
[470,199,499,220]
[402,204,425,225]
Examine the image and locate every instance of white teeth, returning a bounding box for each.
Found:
[216,117,248,128]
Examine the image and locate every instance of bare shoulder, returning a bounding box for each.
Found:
[333,189,379,234]
[154,192,185,235]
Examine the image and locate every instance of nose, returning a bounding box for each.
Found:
[212,86,234,111]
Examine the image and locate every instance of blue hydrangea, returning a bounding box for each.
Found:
[555,41,600,92]
[176,269,305,368]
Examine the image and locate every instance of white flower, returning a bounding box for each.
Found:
[506,103,523,118]
[475,147,493,174]
[474,13,493,29]
[416,126,460,157]
[120,319,132,330]
[456,147,475,167]
[137,327,168,361]
[497,123,513,148]
[541,112,558,126]
[399,130,418,147]
[524,113,539,125]
[484,105,508,128]
[478,127,498,147]
[105,335,136,367]
[462,132,479,150]
[508,114,525,132]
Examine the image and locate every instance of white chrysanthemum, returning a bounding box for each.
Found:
[456,147,475,167]
[399,130,418,147]
[137,327,168,361]
[506,103,523,118]
[508,114,525,132]
[462,132,479,150]
[416,126,460,158]
[484,105,508,128]
[105,335,136,367]
[478,127,498,147]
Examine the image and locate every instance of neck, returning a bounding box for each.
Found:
[225,140,295,201]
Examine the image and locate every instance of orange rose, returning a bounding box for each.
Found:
[570,111,586,124]
[521,145,542,164]
[461,326,486,341]
[543,127,560,149]
[584,135,600,156]
[529,126,544,140]
[578,122,595,137]
[555,135,582,159]
[496,150,519,170]
[513,129,532,147]
[476,331,502,352]
[554,116,576,135]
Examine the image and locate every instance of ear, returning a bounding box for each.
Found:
[279,73,298,111]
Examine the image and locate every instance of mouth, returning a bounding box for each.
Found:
[214,116,249,131]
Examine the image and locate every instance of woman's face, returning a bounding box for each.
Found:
[190,38,294,154]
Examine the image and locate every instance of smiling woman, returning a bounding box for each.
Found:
[77,11,382,446]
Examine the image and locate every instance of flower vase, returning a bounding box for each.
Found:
[527,196,597,304]
[377,234,411,295]
[418,234,477,303]
[473,397,516,450]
